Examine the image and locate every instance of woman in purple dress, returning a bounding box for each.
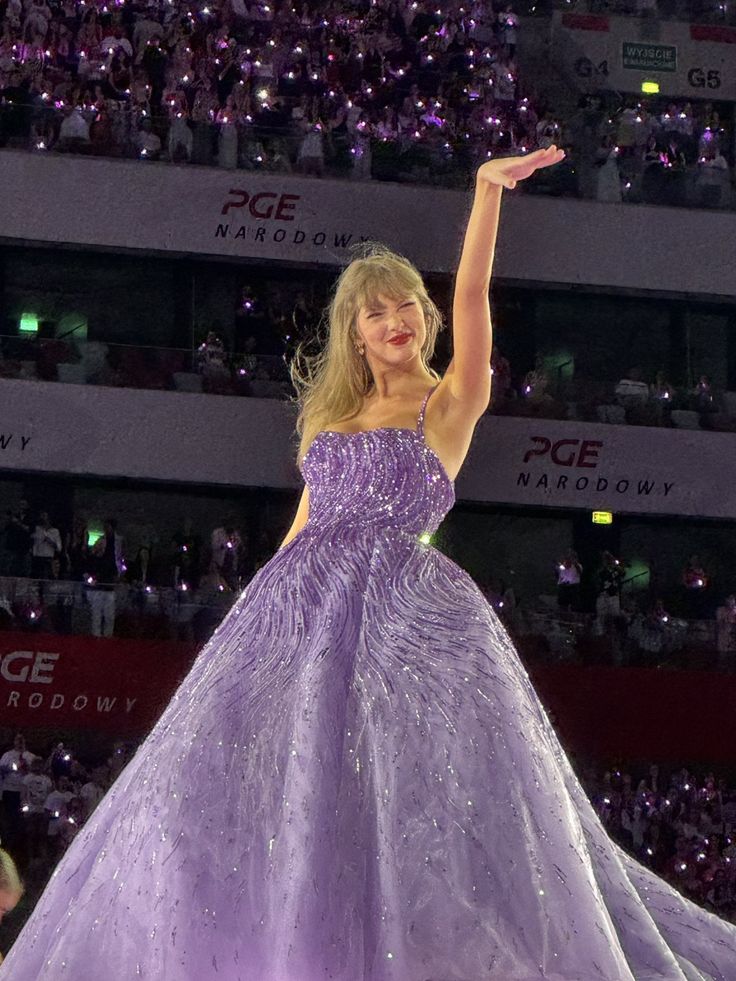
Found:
[3,147,736,980]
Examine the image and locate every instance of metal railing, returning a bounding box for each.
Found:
[497,601,736,671]
[0,334,291,399]
[0,573,239,643]
[1,573,734,671]
[2,102,733,211]
[517,0,736,24]
[3,334,736,433]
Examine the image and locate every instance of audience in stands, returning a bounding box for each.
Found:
[586,763,736,919]
[171,517,203,591]
[0,501,259,642]
[0,0,524,184]
[568,93,733,209]
[0,0,731,203]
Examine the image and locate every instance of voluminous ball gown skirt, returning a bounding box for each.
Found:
[2,387,736,980]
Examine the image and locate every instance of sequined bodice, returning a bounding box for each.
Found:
[300,387,455,537]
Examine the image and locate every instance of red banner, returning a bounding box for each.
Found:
[690,23,736,44]
[1,631,734,764]
[561,12,610,31]
[529,661,736,765]
[0,632,197,735]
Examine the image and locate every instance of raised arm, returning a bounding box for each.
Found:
[449,146,565,417]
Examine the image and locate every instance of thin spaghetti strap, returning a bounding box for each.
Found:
[417,384,439,440]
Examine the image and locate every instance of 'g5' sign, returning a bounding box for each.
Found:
[687,67,722,89]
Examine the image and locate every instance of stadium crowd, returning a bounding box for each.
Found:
[564,93,733,209]
[0,0,732,205]
[0,502,275,641]
[480,547,736,670]
[497,355,736,432]
[0,0,524,181]
[586,760,736,920]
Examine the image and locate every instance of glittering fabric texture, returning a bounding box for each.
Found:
[2,384,736,981]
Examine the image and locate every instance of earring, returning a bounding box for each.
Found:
[354,340,365,356]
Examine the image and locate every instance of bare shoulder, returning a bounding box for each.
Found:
[322,408,363,433]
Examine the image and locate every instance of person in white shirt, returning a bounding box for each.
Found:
[100,30,133,58]
[0,735,36,801]
[297,122,326,177]
[79,768,107,821]
[31,511,62,581]
[696,148,730,208]
[21,758,53,816]
[44,776,75,859]
[21,757,53,864]
[615,367,650,408]
[136,118,162,159]
[132,13,162,56]
[58,106,90,146]
[24,0,51,36]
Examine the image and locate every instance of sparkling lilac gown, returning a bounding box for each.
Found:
[3,384,736,981]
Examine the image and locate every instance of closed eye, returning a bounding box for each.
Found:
[366,300,414,318]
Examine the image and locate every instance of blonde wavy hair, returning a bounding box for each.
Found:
[288,244,444,469]
[0,847,24,900]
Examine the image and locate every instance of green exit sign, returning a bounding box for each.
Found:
[622,41,677,73]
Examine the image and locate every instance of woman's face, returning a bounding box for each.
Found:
[355,292,426,365]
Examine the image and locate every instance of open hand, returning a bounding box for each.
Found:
[477,145,566,190]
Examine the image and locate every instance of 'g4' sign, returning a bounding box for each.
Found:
[574,57,609,79]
